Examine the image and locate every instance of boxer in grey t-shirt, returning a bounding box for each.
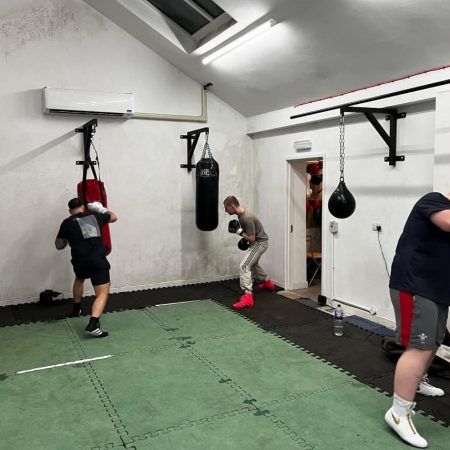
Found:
[224,195,275,309]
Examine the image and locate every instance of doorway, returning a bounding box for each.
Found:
[305,159,323,298]
[285,155,324,299]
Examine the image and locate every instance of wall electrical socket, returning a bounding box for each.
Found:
[372,222,382,232]
[329,221,338,233]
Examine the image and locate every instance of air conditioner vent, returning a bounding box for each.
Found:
[43,88,134,118]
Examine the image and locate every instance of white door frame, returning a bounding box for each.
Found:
[284,153,325,291]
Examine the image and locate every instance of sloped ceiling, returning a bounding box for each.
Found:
[8,0,450,117]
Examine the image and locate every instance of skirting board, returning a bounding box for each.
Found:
[0,274,239,307]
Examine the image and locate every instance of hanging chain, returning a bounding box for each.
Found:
[339,112,345,181]
[91,141,101,181]
[89,126,101,181]
[201,131,213,160]
[199,131,217,175]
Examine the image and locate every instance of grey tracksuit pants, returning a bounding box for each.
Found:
[240,240,269,292]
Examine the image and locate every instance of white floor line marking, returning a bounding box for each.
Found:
[16,355,114,374]
[155,300,201,307]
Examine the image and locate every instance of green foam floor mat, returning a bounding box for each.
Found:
[1,299,448,450]
[0,365,118,450]
[0,320,80,374]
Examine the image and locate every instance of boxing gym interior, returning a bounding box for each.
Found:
[2,1,450,449]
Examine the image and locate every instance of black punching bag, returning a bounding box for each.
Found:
[328,178,356,219]
[196,156,219,231]
[328,112,356,219]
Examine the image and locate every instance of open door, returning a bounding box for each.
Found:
[285,155,324,295]
[306,160,323,294]
[285,158,307,290]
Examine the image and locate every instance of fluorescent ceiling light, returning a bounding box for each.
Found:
[202,18,276,65]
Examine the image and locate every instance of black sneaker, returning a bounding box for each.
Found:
[70,303,82,318]
[85,317,108,338]
[85,327,109,338]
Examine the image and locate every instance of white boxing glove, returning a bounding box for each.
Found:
[87,201,107,214]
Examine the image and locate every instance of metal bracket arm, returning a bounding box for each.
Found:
[75,119,98,166]
[341,106,405,166]
[180,127,209,172]
[75,118,97,133]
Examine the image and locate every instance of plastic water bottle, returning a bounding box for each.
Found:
[334,304,344,336]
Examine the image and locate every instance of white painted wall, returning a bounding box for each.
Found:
[3,0,450,327]
[0,0,252,305]
[250,93,444,324]
[434,89,450,194]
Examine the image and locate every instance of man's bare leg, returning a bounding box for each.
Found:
[92,283,110,318]
[85,282,110,338]
[394,348,435,400]
[384,347,434,448]
[71,278,84,317]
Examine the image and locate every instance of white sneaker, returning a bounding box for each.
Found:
[417,377,444,397]
[385,406,428,448]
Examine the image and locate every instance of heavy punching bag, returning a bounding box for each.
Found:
[77,123,112,254]
[196,134,219,231]
[77,179,112,255]
[328,112,356,219]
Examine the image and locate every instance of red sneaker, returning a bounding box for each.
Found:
[232,293,254,309]
[257,280,276,291]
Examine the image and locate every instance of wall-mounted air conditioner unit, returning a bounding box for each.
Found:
[43,87,134,117]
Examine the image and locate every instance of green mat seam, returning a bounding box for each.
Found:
[64,320,136,450]
[136,302,320,449]
[107,405,256,449]
[97,401,318,449]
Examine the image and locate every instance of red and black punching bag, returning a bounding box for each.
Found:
[77,179,112,255]
[196,154,219,231]
[76,119,112,254]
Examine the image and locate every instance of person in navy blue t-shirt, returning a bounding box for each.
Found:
[56,198,117,338]
[385,192,450,448]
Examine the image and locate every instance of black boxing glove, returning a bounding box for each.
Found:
[228,219,243,235]
[238,238,249,251]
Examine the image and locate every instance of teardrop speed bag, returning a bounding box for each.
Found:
[328,179,356,219]
[196,158,219,231]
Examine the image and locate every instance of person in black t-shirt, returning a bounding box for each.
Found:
[385,192,450,448]
[55,198,117,338]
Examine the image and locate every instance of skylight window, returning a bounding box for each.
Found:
[146,0,236,52]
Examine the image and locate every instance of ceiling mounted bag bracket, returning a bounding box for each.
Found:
[341,106,406,166]
[180,127,209,172]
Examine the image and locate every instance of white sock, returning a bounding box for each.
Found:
[392,393,414,417]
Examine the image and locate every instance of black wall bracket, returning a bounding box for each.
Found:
[75,119,98,167]
[75,119,100,207]
[341,106,406,166]
[180,127,209,172]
